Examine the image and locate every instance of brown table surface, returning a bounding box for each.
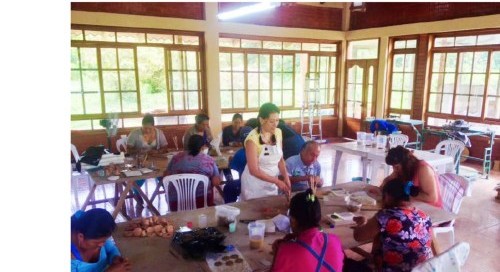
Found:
[112,182,455,272]
[82,147,241,219]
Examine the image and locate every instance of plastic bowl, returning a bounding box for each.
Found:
[346,200,362,212]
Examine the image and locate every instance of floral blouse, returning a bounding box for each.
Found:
[375,207,433,272]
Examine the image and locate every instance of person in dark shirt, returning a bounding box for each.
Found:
[222,113,244,147]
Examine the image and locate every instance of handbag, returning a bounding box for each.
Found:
[76,145,106,172]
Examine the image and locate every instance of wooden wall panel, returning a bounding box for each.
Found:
[350,3,500,30]
[218,2,342,31]
[71,2,205,20]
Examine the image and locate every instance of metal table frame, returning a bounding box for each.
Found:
[364,118,424,150]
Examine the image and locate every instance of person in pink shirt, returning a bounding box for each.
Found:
[377,146,443,208]
[271,189,344,272]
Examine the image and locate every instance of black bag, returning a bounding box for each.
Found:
[76,145,106,172]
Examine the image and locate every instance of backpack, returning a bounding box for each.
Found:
[76,145,106,172]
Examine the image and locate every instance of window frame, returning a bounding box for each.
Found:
[71,24,207,129]
[425,29,500,126]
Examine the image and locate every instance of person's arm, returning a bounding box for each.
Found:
[353,216,380,242]
[411,164,439,204]
[155,130,169,153]
[211,161,221,186]
[182,131,191,150]
[285,159,309,183]
[278,157,291,191]
[245,141,288,191]
[126,131,141,155]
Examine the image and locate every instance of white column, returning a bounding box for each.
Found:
[376,36,389,118]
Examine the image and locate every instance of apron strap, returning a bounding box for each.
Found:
[295,233,336,272]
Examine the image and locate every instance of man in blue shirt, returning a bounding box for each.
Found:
[285,141,323,192]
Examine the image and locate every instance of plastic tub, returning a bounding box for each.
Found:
[215,205,240,228]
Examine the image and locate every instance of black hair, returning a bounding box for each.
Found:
[142,114,155,126]
[187,134,204,156]
[245,118,259,129]
[383,178,420,203]
[232,113,243,121]
[385,146,421,182]
[257,102,280,120]
[289,189,322,230]
[71,208,116,240]
[195,113,209,125]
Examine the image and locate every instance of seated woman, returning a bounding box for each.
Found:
[126,114,168,210]
[127,114,168,155]
[378,146,442,207]
[165,134,221,211]
[222,113,244,147]
[71,208,131,272]
[353,178,433,272]
[183,113,213,150]
[240,103,291,200]
[271,189,344,272]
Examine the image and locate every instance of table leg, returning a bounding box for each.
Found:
[361,158,368,183]
[132,182,160,216]
[332,150,343,186]
[150,181,164,203]
[370,160,383,184]
[112,181,134,219]
[81,183,98,211]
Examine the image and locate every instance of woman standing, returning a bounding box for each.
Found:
[71,208,131,272]
[240,103,291,200]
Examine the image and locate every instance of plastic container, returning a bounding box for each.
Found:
[376,135,388,149]
[256,219,276,233]
[346,200,362,212]
[356,132,366,145]
[248,221,266,249]
[215,205,240,228]
[365,133,374,146]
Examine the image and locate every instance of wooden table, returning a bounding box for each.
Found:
[112,182,455,271]
[82,148,241,220]
[331,141,454,185]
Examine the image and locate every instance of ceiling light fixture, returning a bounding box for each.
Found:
[217,2,280,20]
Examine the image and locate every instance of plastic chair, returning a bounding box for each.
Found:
[411,242,470,272]
[434,140,465,174]
[434,173,469,245]
[162,174,209,211]
[389,133,409,148]
[116,138,127,153]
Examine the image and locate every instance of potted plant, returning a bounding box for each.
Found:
[100,118,118,151]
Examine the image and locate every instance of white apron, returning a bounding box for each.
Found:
[240,144,283,200]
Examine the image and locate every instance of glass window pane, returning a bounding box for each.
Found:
[302,43,319,51]
[219,53,231,70]
[403,73,414,91]
[442,94,453,113]
[283,91,293,106]
[473,52,488,73]
[172,92,184,110]
[117,32,145,43]
[404,54,415,72]
[220,91,232,109]
[118,49,135,69]
[260,55,270,72]
[490,52,500,73]
[487,74,499,96]
[260,73,270,89]
[273,55,282,72]
[390,91,402,108]
[219,72,231,90]
[432,53,445,72]
[187,71,198,90]
[272,91,282,106]
[468,96,482,117]
[283,56,294,72]
[458,52,473,73]
[186,51,198,71]
[259,91,270,105]
[248,91,259,108]
[122,92,138,112]
[394,40,406,49]
[187,92,199,109]
[455,35,476,46]
[354,102,362,118]
[430,73,443,92]
[103,71,119,91]
[71,71,82,92]
[233,91,245,108]
[347,84,355,100]
[71,29,84,40]
[443,73,455,93]
[71,120,92,130]
[82,71,100,92]
[283,73,293,89]
[219,37,240,47]
[477,34,500,45]
[428,93,441,112]
[393,54,404,72]
[71,93,84,115]
[241,39,261,49]
[84,93,102,114]
[434,37,454,47]
[171,51,182,70]
[457,74,471,94]
[120,71,136,90]
[392,73,403,90]
[485,97,500,119]
[273,73,282,89]
[174,35,199,45]
[248,73,259,90]
[283,42,301,50]
[402,92,412,109]
[147,33,173,44]
[85,30,115,42]
[347,39,379,59]
[80,48,98,69]
[71,48,80,69]
[172,72,183,90]
[104,93,121,113]
[232,53,244,71]
[101,48,117,69]
[247,54,258,72]
[445,53,457,72]
[406,39,417,48]
[263,41,282,50]
[233,72,244,89]
[320,44,336,52]
[471,74,486,95]
[454,95,468,115]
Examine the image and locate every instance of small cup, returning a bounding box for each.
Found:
[356,132,366,145]
[229,222,236,233]
[248,222,265,249]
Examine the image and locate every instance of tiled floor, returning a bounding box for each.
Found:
[71,139,500,271]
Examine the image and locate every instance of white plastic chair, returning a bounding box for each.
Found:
[116,138,127,153]
[162,173,209,211]
[389,133,409,148]
[434,173,469,245]
[434,140,465,174]
[412,242,470,272]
